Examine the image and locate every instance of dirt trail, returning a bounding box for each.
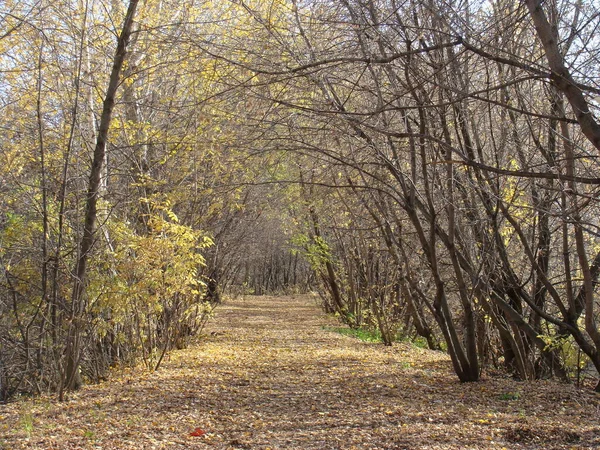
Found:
[1,295,599,449]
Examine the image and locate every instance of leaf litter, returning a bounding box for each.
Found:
[1,295,599,449]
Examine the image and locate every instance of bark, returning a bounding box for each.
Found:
[525,0,600,152]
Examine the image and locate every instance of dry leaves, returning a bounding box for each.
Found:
[1,295,599,449]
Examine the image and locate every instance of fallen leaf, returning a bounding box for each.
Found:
[189,427,205,437]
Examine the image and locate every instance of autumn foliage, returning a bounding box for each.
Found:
[2,0,600,404]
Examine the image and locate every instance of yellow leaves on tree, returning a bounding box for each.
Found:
[87,195,214,369]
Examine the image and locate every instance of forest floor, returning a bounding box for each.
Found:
[1,295,599,450]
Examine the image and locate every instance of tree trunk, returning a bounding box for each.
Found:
[61,0,139,398]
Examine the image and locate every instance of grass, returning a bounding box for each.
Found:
[412,336,429,349]
[323,325,425,345]
[19,413,33,437]
[83,430,95,440]
[324,325,440,351]
[499,392,521,401]
[323,326,385,343]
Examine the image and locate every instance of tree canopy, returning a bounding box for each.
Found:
[1,0,600,402]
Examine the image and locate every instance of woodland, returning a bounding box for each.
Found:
[1,0,600,419]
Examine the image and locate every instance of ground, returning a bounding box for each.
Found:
[1,295,599,449]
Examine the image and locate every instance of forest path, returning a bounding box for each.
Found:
[1,295,599,449]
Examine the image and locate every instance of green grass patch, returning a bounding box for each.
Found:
[83,430,96,440]
[323,325,441,350]
[412,336,429,349]
[19,413,33,437]
[323,326,385,343]
[499,392,521,401]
